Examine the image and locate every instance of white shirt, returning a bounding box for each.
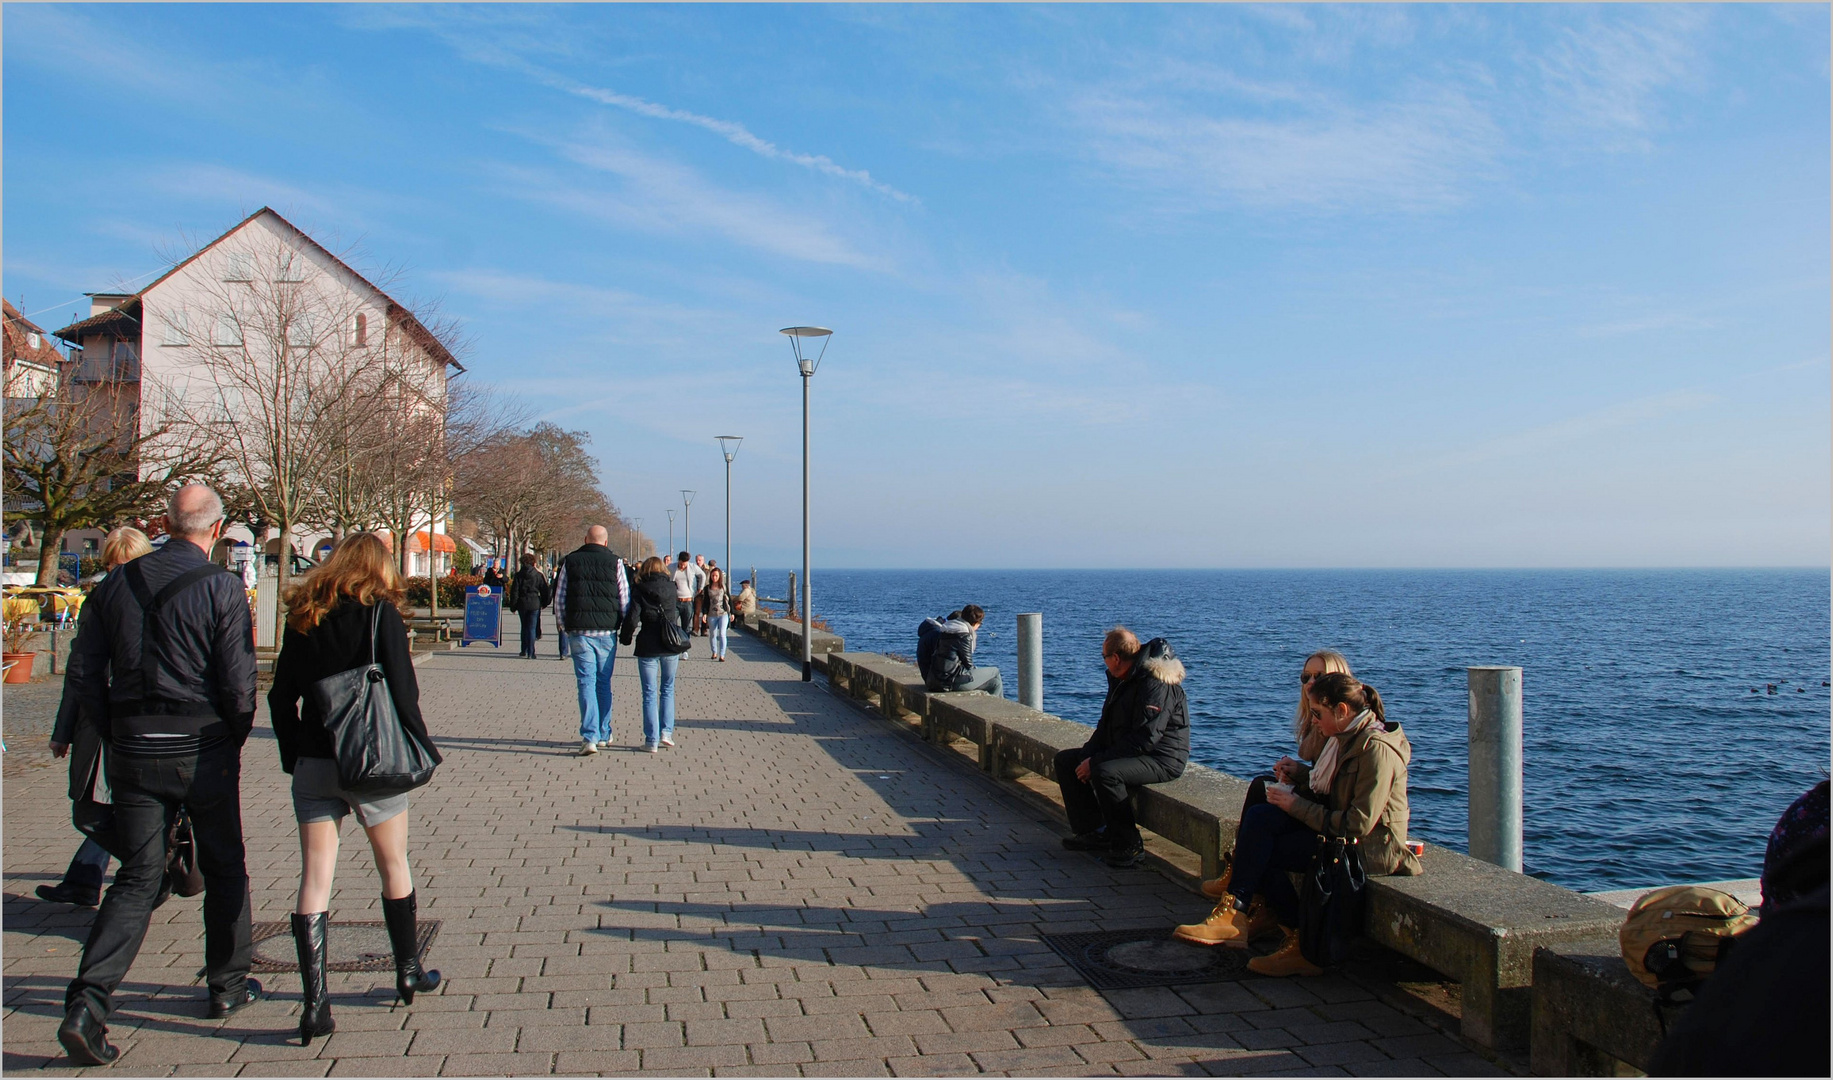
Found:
[672,565,696,601]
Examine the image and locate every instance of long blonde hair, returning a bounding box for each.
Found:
[102,527,152,569]
[1295,649,1353,740]
[284,532,404,633]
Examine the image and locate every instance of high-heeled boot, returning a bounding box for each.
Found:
[381,892,441,1004]
[292,911,335,1045]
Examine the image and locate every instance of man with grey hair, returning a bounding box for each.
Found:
[57,483,260,1065]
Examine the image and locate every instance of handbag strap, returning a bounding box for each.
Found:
[369,602,383,668]
[123,560,229,696]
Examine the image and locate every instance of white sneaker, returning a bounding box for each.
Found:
[660,736,675,748]
[645,744,659,754]
[579,740,599,756]
[596,741,611,750]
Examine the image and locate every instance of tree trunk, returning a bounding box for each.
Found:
[273,522,292,647]
[34,527,66,587]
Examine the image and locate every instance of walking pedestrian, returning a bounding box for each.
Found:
[554,527,629,755]
[57,485,260,1066]
[622,556,686,751]
[670,552,697,639]
[41,528,154,909]
[507,553,550,659]
[704,568,732,661]
[267,533,444,1045]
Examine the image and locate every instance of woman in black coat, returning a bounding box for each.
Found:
[268,533,443,1045]
[507,553,550,659]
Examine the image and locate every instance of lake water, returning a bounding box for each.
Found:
[746,567,1830,893]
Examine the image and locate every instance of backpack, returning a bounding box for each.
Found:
[1620,885,1759,999]
[915,617,944,681]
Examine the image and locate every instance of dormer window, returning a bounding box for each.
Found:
[354,313,368,346]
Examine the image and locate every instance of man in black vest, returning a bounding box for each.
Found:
[553,525,630,756]
[58,484,260,1065]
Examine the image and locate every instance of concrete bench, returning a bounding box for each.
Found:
[1530,936,1669,1076]
[746,615,844,671]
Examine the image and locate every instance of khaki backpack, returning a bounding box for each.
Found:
[1620,885,1759,997]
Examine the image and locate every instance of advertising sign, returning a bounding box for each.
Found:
[462,585,503,647]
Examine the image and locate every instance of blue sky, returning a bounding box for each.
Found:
[6,4,1827,568]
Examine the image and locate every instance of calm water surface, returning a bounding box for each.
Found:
[750,568,1830,893]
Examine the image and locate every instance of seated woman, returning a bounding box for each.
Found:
[1198,649,1351,900]
[1175,671,1422,976]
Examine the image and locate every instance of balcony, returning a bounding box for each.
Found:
[70,349,140,383]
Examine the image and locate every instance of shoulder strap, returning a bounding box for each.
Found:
[122,561,227,695]
[370,602,383,668]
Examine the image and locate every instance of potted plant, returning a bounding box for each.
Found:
[3,608,38,683]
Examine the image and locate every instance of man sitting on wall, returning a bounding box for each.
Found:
[1055,627,1189,868]
[916,604,1001,697]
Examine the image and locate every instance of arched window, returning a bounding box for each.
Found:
[354,313,368,346]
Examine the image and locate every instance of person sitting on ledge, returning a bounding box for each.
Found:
[1175,671,1422,977]
[1056,627,1189,869]
[915,604,1002,697]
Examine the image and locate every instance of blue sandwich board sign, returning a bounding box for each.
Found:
[462,585,502,647]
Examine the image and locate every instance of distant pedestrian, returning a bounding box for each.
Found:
[480,563,505,591]
[693,555,711,634]
[554,527,629,755]
[507,553,551,660]
[671,552,697,639]
[42,527,154,910]
[916,604,1001,696]
[58,485,260,1066]
[704,568,732,661]
[623,556,687,751]
[268,533,444,1045]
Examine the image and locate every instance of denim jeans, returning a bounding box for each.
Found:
[637,654,679,747]
[1229,802,1321,924]
[709,614,730,658]
[953,665,1002,697]
[63,837,113,892]
[569,634,617,743]
[67,743,252,1022]
[517,610,540,658]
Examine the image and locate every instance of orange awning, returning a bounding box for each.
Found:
[408,531,456,554]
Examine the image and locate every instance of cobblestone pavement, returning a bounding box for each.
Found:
[3,631,1505,1077]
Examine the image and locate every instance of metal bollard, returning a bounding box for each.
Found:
[1017,613,1042,710]
[1467,666,1524,872]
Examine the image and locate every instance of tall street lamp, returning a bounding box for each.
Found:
[631,517,644,562]
[667,509,676,557]
[681,490,696,556]
[717,436,743,587]
[780,326,831,682]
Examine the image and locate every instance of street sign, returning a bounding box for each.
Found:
[462,585,502,647]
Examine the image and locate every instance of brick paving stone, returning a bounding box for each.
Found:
[2,636,1503,1077]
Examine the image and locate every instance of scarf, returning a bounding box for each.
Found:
[1310,709,1377,796]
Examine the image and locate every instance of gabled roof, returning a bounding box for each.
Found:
[52,299,141,345]
[52,207,463,371]
[5,300,70,367]
[4,300,47,337]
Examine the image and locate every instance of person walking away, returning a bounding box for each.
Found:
[1054,627,1189,869]
[553,527,629,755]
[735,579,757,629]
[507,554,550,660]
[692,555,711,634]
[267,533,444,1045]
[622,556,684,751]
[1173,671,1422,976]
[703,568,733,661]
[916,605,1002,696]
[670,552,697,640]
[1197,650,1353,900]
[57,485,260,1066]
[41,528,154,909]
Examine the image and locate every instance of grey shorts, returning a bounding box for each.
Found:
[292,756,408,828]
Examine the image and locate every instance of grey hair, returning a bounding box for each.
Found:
[166,484,225,537]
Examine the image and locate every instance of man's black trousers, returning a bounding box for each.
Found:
[677,601,694,637]
[65,742,253,1022]
[1054,748,1181,847]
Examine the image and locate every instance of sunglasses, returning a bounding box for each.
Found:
[1300,671,1322,684]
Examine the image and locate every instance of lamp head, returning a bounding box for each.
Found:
[717,435,744,463]
[681,489,696,506]
[780,326,832,376]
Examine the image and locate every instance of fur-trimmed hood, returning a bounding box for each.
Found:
[1137,637,1185,686]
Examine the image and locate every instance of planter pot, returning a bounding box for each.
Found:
[3,652,36,683]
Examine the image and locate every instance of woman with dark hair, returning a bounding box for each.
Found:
[508,553,550,659]
[704,567,732,661]
[621,555,683,752]
[269,533,443,1045]
[1175,672,1421,975]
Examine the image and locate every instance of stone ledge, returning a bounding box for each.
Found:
[1530,936,1670,1076]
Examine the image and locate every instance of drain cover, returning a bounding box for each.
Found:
[1041,929,1256,989]
[248,920,439,973]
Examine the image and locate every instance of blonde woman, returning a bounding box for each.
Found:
[268,534,442,1045]
[1196,650,1354,900]
[39,529,154,908]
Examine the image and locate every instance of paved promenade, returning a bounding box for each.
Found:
[3,631,1504,1077]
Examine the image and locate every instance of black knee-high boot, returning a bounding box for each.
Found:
[380,892,441,1004]
[291,912,335,1045]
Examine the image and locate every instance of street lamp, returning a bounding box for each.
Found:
[780,326,831,682]
[681,490,696,556]
[667,509,677,557]
[632,517,644,562]
[716,436,743,588]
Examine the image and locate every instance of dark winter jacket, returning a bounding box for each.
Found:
[268,599,441,775]
[508,567,550,613]
[559,544,626,632]
[1080,638,1190,775]
[621,571,685,658]
[64,539,257,744]
[916,616,979,691]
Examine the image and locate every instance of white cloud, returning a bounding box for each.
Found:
[1534,8,1708,146]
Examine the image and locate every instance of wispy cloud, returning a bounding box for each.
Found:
[1534,7,1708,146]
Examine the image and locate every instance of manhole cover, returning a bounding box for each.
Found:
[248,920,438,973]
[1042,929,1256,989]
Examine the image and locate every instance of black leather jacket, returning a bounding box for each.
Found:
[620,572,684,657]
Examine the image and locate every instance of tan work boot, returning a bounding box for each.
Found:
[1247,925,1324,978]
[1173,896,1265,948]
[1198,854,1233,899]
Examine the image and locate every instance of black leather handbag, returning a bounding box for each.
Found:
[309,604,438,796]
[649,596,691,655]
[1298,834,1367,968]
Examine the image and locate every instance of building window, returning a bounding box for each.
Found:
[224,253,253,282]
[214,315,243,347]
[286,314,315,348]
[277,251,305,282]
[161,311,190,346]
[353,313,367,346]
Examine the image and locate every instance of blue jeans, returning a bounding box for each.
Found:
[709,614,730,658]
[569,634,617,743]
[637,655,679,746]
[64,837,112,891]
[1230,802,1321,924]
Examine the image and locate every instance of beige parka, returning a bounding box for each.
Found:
[1285,719,1424,877]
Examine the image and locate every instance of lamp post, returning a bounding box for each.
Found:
[780,326,831,682]
[631,517,644,562]
[667,509,676,557]
[716,436,743,586]
[681,490,696,558]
